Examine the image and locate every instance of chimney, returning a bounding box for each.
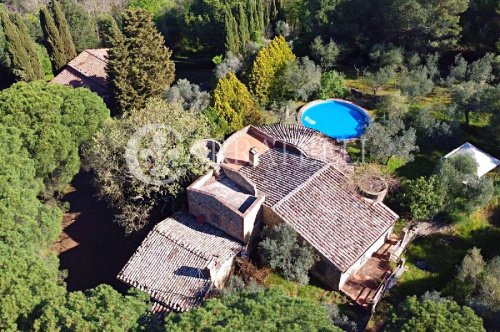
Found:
[249,147,259,167]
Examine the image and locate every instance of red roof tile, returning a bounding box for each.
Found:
[51,48,110,101]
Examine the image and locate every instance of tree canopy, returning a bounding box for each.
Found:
[107,7,175,113]
[0,81,109,193]
[84,98,209,232]
[164,288,342,331]
[40,0,77,72]
[249,35,295,105]
[0,5,44,81]
[212,72,264,136]
[386,294,485,332]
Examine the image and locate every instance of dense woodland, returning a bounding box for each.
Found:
[0,0,499,331]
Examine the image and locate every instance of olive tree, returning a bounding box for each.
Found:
[84,98,210,232]
[362,114,418,165]
[259,223,316,284]
[436,155,495,213]
[165,79,210,113]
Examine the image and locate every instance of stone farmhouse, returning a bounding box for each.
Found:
[118,124,400,312]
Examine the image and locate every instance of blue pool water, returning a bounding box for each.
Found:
[300,100,370,139]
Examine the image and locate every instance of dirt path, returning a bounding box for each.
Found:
[53,171,152,293]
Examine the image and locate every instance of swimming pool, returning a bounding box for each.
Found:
[300,99,370,140]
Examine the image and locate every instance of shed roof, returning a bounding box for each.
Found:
[51,49,110,101]
[445,142,500,177]
[117,212,242,311]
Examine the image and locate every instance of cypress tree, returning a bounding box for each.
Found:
[40,6,67,71]
[97,14,123,48]
[0,6,42,81]
[51,1,76,61]
[256,0,265,36]
[107,8,175,113]
[237,3,250,50]
[248,0,257,39]
[213,72,263,135]
[224,7,240,54]
[11,14,44,80]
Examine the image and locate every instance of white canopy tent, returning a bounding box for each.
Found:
[445,142,500,178]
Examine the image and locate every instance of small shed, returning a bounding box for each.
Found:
[445,142,500,177]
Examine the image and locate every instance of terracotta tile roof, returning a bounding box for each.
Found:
[117,212,243,312]
[240,148,325,206]
[258,124,354,173]
[272,165,398,272]
[51,48,110,101]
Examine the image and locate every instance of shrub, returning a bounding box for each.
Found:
[404,176,444,220]
[259,224,316,284]
[316,70,346,99]
[386,295,485,331]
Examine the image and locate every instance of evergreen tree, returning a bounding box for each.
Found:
[107,8,175,113]
[248,0,258,39]
[213,72,263,135]
[249,35,295,105]
[60,0,99,52]
[51,0,76,61]
[97,14,123,48]
[40,6,67,71]
[0,6,43,82]
[256,0,265,35]
[224,7,240,54]
[11,14,44,79]
[237,3,250,50]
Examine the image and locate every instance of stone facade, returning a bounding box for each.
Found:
[187,171,264,243]
[221,164,257,195]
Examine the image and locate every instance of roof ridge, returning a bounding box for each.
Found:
[83,49,108,64]
[155,227,214,262]
[273,162,330,209]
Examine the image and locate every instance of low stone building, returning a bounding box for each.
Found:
[118,124,399,312]
[117,212,243,312]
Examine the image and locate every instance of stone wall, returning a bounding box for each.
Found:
[242,196,265,242]
[221,165,257,195]
[311,255,342,290]
[211,256,236,288]
[188,188,245,241]
[262,206,285,227]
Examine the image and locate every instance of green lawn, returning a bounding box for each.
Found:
[264,272,348,305]
[264,272,368,327]
[388,192,500,302]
